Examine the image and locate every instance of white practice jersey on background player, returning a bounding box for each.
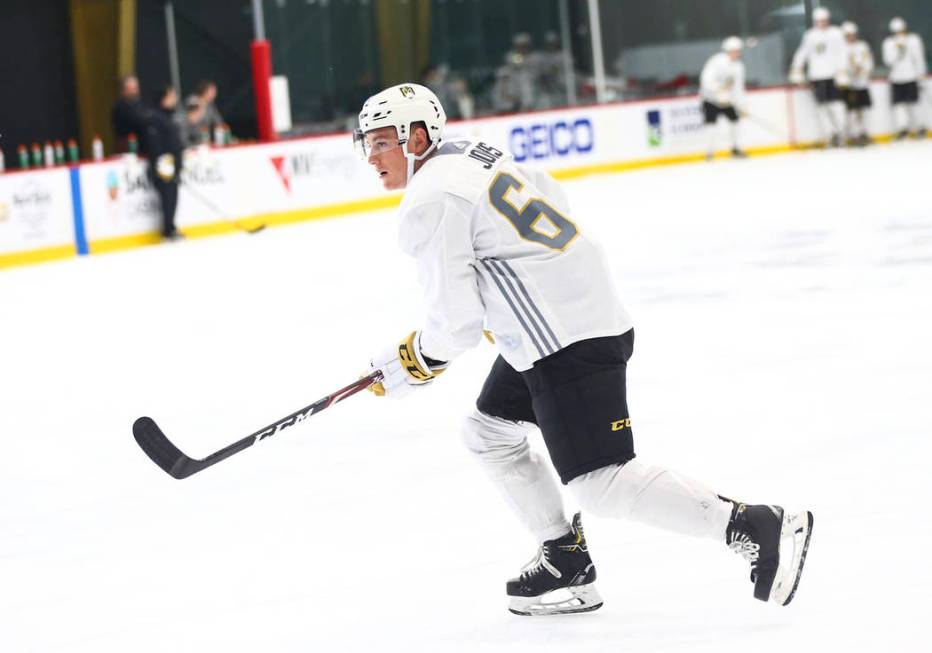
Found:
[700,53,746,107]
[792,27,846,80]
[883,34,927,83]
[845,41,873,89]
[397,139,632,372]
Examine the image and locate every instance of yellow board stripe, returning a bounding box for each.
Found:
[0,245,76,269]
[550,141,817,180]
[88,232,164,254]
[180,194,403,239]
[82,194,404,254]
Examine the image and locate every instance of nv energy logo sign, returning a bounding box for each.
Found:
[646,110,663,147]
[647,105,703,147]
[271,152,314,194]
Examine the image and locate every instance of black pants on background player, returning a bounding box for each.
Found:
[149,172,179,238]
[891,81,927,139]
[142,98,185,240]
[701,101,746,159]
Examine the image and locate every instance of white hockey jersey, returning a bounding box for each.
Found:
[845,40,874,89]
[699,52,746,107]
[792,26,846,81]
[883,34,927,83]
[396,139,633,372]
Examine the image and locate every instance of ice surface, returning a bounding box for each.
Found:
[2,142,931,652]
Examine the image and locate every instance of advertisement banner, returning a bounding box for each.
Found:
[196,136,386,219]
[0,168,76,265]
[5,78,922,270]
[447,86,794,174]
[78,139,388,244]
[73,87,802,252]
[78,157,162,248]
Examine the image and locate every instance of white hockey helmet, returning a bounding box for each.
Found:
[812,7,830,23]
[841,21,858,36]
[354,83,447,180]
[889,17,907,33]
[722,36,743,52]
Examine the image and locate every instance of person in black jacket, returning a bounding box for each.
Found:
[111,75,146,153]
[143,85,185,240]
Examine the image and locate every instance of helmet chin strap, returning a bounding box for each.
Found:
[402,139,441,185]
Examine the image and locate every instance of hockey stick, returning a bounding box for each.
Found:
[181,182,267,234]
[742,111,791,140]
[133,371,382,479]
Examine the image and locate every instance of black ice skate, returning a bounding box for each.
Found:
[161,230,185,242]
[726,502,814,606]
[506,512,602,616]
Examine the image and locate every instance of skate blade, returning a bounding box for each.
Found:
[508,583,603,616]
[770,510,814,606]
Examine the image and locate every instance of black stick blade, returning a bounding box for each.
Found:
[132,373,381,480]
[133,417,201,480]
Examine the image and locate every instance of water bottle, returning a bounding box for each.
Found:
[92,135,104,161]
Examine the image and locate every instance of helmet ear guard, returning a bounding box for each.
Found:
[352,128,367,159]
[401,124,439,182]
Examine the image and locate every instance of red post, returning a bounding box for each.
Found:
[251,39,275,142]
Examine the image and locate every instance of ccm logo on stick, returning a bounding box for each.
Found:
[510,118,594,162]
[256,409,313,441]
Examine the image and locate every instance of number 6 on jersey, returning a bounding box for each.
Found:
[489,172,579,251]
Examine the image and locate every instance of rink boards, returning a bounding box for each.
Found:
[0,79,928,269]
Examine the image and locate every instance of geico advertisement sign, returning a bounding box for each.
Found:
[0,169,74,252]
[508,117,594,162]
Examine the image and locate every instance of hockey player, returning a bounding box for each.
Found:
[841,21,874,146]
[699,36,748,160]
[356,83,813,616]
[789,7,847,147]
[883,17,928,139]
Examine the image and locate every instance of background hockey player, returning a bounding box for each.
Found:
[699,36,747,160]
[355,83,813,616]
[142,85,185,241]
[790,7,847,147]
[841,21,874,146]
[883,17,928,140]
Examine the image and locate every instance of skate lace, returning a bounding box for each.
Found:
[728,531,760,565]
[521,544,562,581]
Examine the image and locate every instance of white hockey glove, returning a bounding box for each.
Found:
[368,331,449,399]
[834,71,851,89]
[155,154,176,181]
[788,68,805,85]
